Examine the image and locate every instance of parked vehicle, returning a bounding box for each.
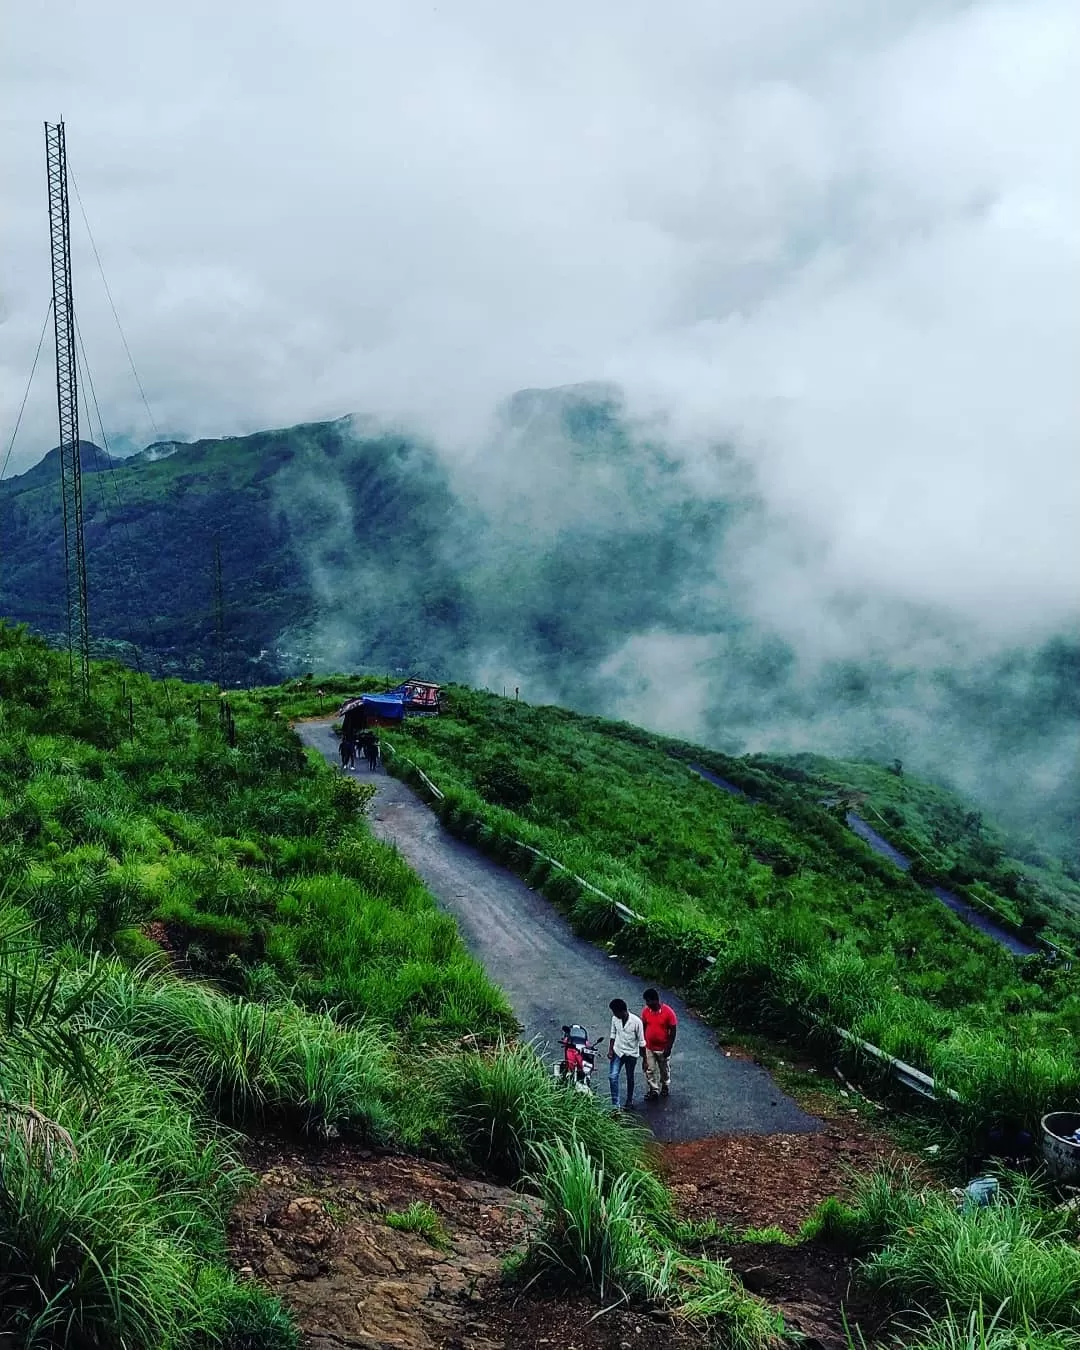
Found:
[554,1023,602,1093]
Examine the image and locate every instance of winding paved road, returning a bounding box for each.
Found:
[298,721,819,1142]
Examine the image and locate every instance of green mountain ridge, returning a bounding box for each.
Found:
[1,388,1076,867]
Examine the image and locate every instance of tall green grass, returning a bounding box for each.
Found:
[866,1187,1080,1328]
[0,983,295,1349]
[380,687,1080,1153]
[83,962,399,1140]
[897,1304,1080,1350]
[808,1166,1080,1334]
[520,1139,781,1349]
[0,627,520,1344]
[426,1040,655,1185]
[522,1138,673,1301]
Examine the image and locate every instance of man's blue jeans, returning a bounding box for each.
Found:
[609,1053,637,1106]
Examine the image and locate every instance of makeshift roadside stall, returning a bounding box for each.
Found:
[339,680,441,740]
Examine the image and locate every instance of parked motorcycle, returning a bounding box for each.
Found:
[554,1023,602,1093]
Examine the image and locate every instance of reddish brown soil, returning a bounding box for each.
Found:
[718,1241,890,1349]
[661,1117,902,1233]
[657,1098,918,1347]
[470,1289,710,1350]
[228,1115,911,1350]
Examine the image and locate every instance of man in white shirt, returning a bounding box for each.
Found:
[608,997,646,1110]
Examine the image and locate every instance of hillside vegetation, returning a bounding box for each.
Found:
[2,393,1077,875]
[764,751,1080,936]
[5,626,1080,1348]
[0,421,461,682]
[0,625,777,1348]
[357,685,1080,1150]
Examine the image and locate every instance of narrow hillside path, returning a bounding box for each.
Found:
[297,721,819,1142]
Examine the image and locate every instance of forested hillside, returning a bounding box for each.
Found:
[0,419,463,682]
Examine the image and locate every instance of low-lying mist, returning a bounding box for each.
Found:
[287,386,1079,864]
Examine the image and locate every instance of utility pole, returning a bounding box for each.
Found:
[213,530,225,689]
[45,121,90,697]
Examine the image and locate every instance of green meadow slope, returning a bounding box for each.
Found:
[765,750,1080,931]
[5,627,1080,1349]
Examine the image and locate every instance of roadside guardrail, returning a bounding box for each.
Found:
[381,743,960,1104]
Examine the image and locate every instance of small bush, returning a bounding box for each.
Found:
[803,1164,926,1253]
[287,1012,397,1142]
[475,756,532,810]
[864,1182,1080,1328]
[194,1266,299,1350]
[522,1137,668,1302]
[899,1303,1079,1350]
[811,1167,1080,1332]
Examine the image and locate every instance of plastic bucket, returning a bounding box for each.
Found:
[1041,1112,1080,1182]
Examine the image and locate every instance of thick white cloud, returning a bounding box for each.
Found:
[2,0,1078,645]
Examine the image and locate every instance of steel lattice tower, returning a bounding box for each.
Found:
[45,120,90,696]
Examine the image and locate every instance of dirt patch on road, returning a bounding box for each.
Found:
[659,1107,917,1348]
[662,1118,903,1234]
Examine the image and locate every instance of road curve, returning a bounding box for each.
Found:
[297,720,819,1142]
[692,764,1037,958]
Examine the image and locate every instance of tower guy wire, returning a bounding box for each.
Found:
[69,165,160,441]
[0,299,54,608]
[1,299,53,484]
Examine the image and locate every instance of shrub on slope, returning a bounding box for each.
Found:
[427,1040,652,1185]
[519,1138,780,1349]
[807,1167,1080,1337]
[0,929,294,1347]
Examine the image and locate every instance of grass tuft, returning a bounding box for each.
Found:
[520,1138,780,1349]
[384,1201,451,1249]
[426,1040,655,1187]
[810,1166,1080,1334]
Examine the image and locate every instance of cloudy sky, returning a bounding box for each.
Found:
[2,0,1078,645]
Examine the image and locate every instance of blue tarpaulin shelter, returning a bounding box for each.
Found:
[339,680,440,736]
[357,693,405,721]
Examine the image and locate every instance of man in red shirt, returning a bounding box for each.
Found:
[640,988,678,1100]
